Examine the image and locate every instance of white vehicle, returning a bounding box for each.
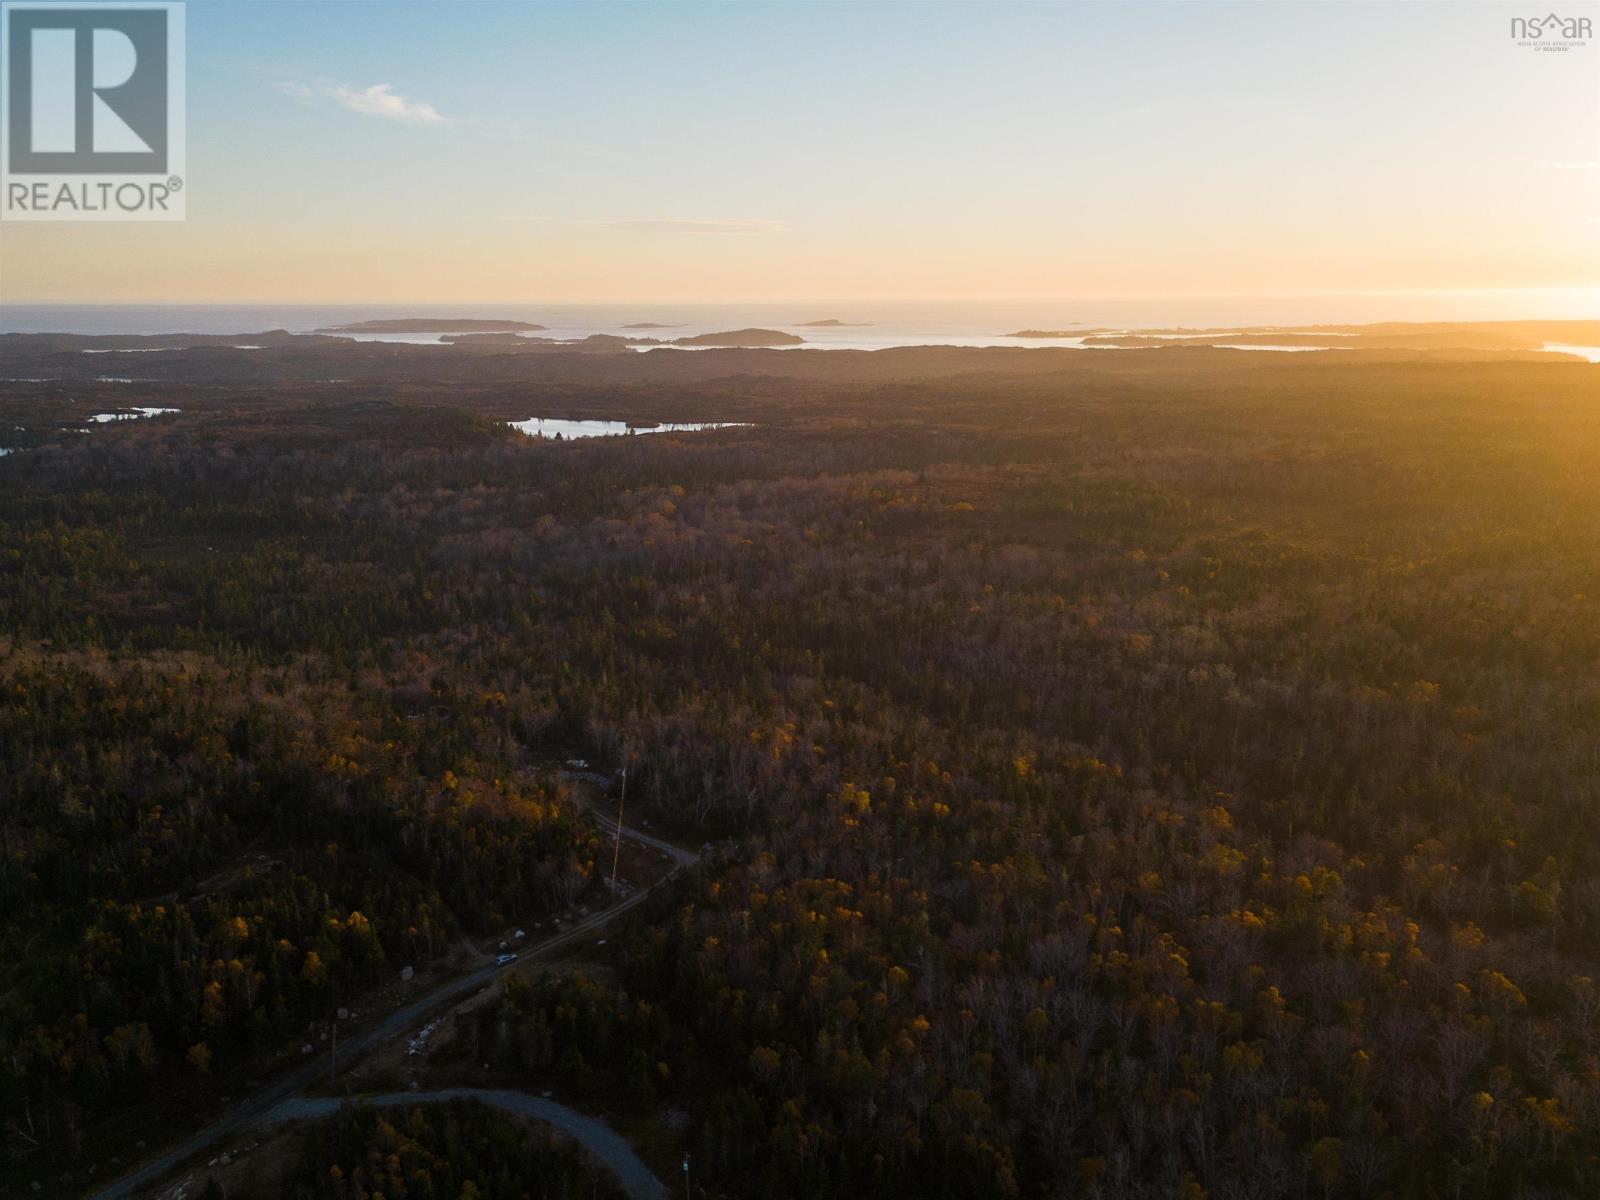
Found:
[495,952,518,966]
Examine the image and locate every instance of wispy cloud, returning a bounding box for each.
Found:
[604,218,787,235]
[275,80,450,126]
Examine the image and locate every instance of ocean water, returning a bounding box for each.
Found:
[1542,342,1600,363]
[2,292,1594,352]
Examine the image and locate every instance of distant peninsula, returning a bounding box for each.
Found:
[316,318,548,333]
[439,332,548,345]
[432,329,806,352]
[621,322,679,330]
[796,319,871,327]
[1003,321,1600,353]
[1007,329,1111,338]
[668,328,804,347]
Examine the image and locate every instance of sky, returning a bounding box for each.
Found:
[1,0,1597,307]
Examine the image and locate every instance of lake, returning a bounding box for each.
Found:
[509,419,744,440]
[90,407,180,422]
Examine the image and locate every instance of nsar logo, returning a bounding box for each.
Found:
[1510,12,1592,51]
[2,2,185,221]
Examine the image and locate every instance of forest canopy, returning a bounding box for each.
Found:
[2,346,1599,1198]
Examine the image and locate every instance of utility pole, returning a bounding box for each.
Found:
[610,762,627,888]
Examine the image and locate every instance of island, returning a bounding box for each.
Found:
[621,322,679,329]
[316,318,548,333]
[796,319,871,327]
[668,328,804,347]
